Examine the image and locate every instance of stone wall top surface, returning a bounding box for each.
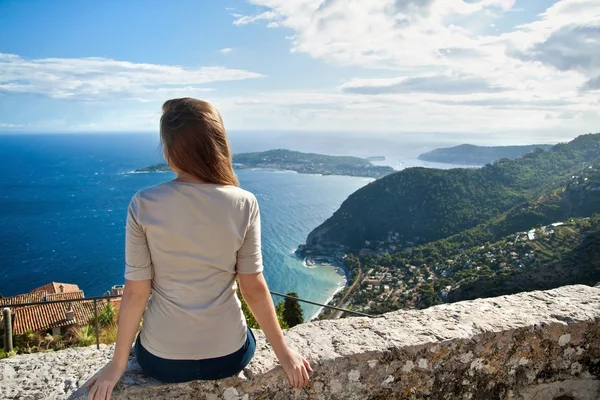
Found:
[2,285,600,400]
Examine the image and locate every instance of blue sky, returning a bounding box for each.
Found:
[0,0,598,142]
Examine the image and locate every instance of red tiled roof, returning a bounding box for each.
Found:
[10,300,103,335]
[0,292,46,306]
[47,292,85,301]
[31,282,81,294]
[0,290,84,307]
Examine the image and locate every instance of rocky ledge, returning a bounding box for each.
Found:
[2,284,600,400]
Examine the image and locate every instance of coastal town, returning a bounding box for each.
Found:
[300,216,594,319]
[298,165,600,318]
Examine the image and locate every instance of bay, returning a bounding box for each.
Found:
[0,134,371,318]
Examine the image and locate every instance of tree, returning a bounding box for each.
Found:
[283,292,304,328]
[237,287,259,329]
[237,287,288,329]
[417,283,439,308]
[276,301,289,329]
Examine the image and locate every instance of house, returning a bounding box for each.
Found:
[0,282,109,336]
[542,226,555,235]
[31,282,82,295]
[11,300,99,335]
[111,285,125,296]
[0,288,84,307]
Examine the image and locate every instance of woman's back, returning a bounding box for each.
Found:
[126,181,262,359]
[87,99,310,400]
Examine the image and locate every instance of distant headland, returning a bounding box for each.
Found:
[418,144,554,166]
[136,149,395,179]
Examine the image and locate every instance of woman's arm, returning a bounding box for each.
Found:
[238,273,312,389]
[111,280,151,368]
[87,280,150,400]
[88,194,153,400]
[236,196,311,388]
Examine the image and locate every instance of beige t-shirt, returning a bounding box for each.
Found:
[125,181,262,360]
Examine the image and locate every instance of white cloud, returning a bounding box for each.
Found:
[233,11,278,26]
[339,74,507,95]
[226,0,598,135]
[219,48,234,54]
[0,122,24,129]
[207,88,592,137]
[3,1,599,138]
[0,53,265,101]
[234,0,516,70]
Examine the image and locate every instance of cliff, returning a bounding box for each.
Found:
[2,284,600,399]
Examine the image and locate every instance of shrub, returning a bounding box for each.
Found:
[53,341,67,351]
[1,350,17,358]
[99,324,118,344]
[75,325,95,347]
[13,331,38,349]
[96,302,116,327]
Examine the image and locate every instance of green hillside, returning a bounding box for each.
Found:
[136,149,395,179]
[305,133,600,251]
[320,165,599,317]
[446,216,600,302]
[418,144,553,165]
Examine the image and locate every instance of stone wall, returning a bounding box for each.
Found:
[2,285,600,400]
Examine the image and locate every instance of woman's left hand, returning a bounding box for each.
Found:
[87,361,126,400]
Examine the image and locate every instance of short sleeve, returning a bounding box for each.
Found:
[236,196,264,274]
[125,195,154,281]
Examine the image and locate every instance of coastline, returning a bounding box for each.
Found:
[294,249,351,320]
[134,164,391,179]
[302,256,349,321]
[310,281,346,321]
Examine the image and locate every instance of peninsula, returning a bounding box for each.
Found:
[298,133,600,318]
[136,149,395,179]
[418,144,553,166]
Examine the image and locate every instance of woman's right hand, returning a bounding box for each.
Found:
[277,347,313,389]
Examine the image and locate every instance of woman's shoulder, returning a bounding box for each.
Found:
[133,182,258,204]
[218,186,259,209]
[133,181,177,199]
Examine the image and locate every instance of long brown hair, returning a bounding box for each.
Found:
[160,98,239,187]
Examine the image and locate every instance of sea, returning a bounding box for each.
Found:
[0,132,470,319]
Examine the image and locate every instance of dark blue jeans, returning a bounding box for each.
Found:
[134,328,256,383]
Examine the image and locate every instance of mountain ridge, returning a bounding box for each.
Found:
[418,143,554,165]
[305,133,600,251]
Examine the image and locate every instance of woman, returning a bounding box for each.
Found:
[87,98,312,400]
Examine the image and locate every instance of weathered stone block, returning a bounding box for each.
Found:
[2,285,600,400]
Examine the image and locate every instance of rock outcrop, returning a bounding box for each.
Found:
[2,284,600,400]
